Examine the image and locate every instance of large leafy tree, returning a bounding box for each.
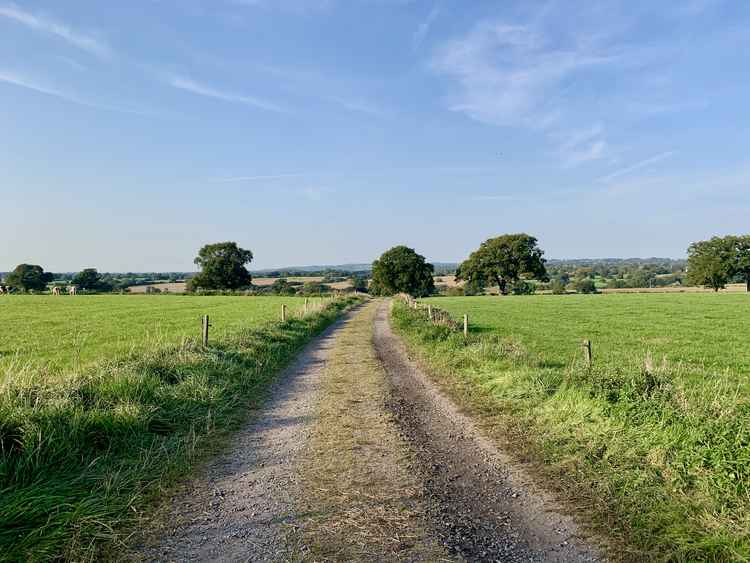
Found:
[456,234,547,295]
[4,264,54,292]
[370,245,435,297]
[686,237,734,291]
[727,235,750,292]
[189,242,253,290]
[72,268,111,292]
[688,235,750,292]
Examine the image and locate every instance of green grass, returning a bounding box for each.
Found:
[394,294,750,562]
[0,295,321,371]
[0,295,358,562]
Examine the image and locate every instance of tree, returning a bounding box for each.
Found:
[300,281,329,295]
[456,234,548,295]
[72,268,112,292]
[686,237,733,291]
[573,278,598,294]
[550,279,567,294]
[269,278,297,296]
[370,245,435,297]
[350,274,369,293]
[4,264,53,292]
[188,242,253,291]
[511,280,536,295]
[726,235,750,292]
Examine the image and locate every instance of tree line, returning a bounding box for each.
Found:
[3,234,749,296]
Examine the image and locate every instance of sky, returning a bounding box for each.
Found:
[2,0,749,271]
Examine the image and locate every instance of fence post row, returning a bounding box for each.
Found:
[404,294,592,365]
[202,315,210,346]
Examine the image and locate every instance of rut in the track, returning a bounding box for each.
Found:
[374,300,602,563]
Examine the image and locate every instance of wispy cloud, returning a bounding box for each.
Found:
[598,151,676,183]
[250,63,388,117]
[431,22,612,129]
[413,5,440,51]
[0,69,170,117]
[0,70,68,99]
[0,4,111,58]
[556,124,608,167]
[209,173,305,183]
[168,75,287,112]
[54,56,88,72]
[327,96,389,116]
[430,19,614,166]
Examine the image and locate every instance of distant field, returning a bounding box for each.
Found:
[0,295,319,371]
[601,283,747,293]
[426,293,750,379]
[127,277,352,294]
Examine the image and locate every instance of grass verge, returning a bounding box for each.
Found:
[391,300,749,563]
[0,296,360,562]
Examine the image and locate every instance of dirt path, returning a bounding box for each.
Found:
[132,312,357,562]
[292,302,453,562]
[373,300,602,562]
[132,300,603,562]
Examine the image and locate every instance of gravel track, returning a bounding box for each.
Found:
[373,300,603,563]
[131,301,604,562]
[131,312,357,562]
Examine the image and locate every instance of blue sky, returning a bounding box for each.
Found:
[2,0,749,271]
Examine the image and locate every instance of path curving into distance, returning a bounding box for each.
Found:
[131,300,603,562]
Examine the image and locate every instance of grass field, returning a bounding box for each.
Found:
[0,295,356,561]
[429,294,750,382]
[396,294,750,562]
[0,295,321,371]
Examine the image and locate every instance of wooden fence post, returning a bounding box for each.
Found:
[304,298,308,315]
[282,304,287,322]
[463,314,468,338]
[582,339,592,367]
[428,304,433,321]
[202,315,209,346]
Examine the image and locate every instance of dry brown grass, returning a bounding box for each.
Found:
[295,302,452,562]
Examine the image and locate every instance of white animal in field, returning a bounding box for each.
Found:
[52,286,61,295]
[68,286,77,296]
[0,285,5,294]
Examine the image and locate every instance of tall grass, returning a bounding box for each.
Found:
[392,301,749,562]
[0,297,358,562]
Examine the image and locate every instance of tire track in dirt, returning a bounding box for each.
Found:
[373,300,603,563]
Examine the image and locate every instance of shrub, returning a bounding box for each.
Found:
[573,278,598,294]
